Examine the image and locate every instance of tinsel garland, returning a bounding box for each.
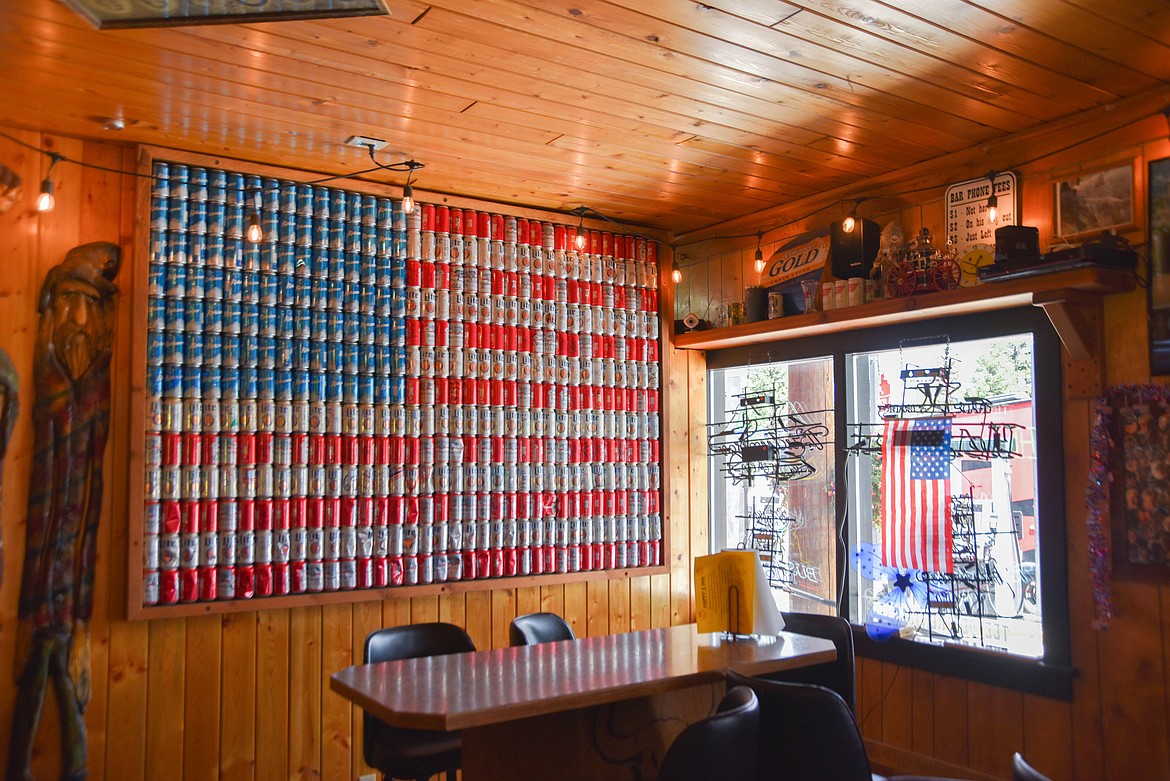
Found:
[1087,392,1119,624]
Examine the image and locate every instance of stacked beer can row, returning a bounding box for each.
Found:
[142,163,662,607]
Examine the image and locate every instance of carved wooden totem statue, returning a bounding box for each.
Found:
[0,162,23,586]
[8,241,121,781]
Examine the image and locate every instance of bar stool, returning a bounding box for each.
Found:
[1012,753,1053,781]
[362,622,476,781]
[763,611,856,713]
[509,612,576,646]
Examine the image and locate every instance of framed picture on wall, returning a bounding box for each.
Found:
[1150,157,1170,375]
[1054,162,1135,240]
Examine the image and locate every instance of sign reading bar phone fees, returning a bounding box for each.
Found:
[945,172,1017,256]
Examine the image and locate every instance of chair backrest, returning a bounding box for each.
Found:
[364,622,476,665]
[770,611,857,714]
[1013,753,1053,781]
[656,686,760,781]
[509,612,576,646]
[726,671,872,781]
[362,623,476,770]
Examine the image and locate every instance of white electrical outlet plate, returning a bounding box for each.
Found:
[345,135,388,151]
[358,774,377,781]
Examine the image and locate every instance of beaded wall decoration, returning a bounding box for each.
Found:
[140,162,663,607]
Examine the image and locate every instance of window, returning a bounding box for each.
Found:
[706,308,1071,697]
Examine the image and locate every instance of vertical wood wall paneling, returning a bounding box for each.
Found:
[910,668,934,756]
[880,662,913,751]
[183,615,223,781]
[931,674,968,769]
[320,603,353,781]
[220,612,258,781]
[255,609,290,781]
[145,618,188,780]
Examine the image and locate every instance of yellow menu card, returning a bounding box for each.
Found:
[694,550,785,635]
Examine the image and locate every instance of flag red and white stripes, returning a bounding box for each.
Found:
[881,417,954,573]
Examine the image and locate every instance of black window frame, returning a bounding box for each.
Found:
[706,306,1075,699]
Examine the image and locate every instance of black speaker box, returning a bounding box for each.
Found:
[994,225,1040,266]
[831,218,881,279]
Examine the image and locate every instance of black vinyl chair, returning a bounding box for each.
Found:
[1012,753,1053,781]
[362,623,476,781]
[726,671,968,781]
[509,612,576,646]
[656,685,760,781]
[763,611,857,714]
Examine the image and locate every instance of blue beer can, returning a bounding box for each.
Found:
[183,331,204,365]
[375,198,393,228]
[205,266,225,300]
[207,200,226,236]
[294,219,313,249]
[326,279,345,312]
[275,306,293,340]
[279,181,297,213]
[221,366,240,398]
[361,224,378,257]
[262,211,279,241]
[342,251,360,284]
[184,298,206,333]
[148,262,166,297]
[147,363,165,397]
[205,299,223,333]
[386,345,404,376]
[390,257,406,287]
[241,242,260,274]
[146,330,165,365]
[312,222,330,251]
[292,369,310,400]
[295,276,313,309]
[168,196,189,233]
[359,343,376,375]
[225,172,244,196]
[321,249,340,282]
[186,264,206,300]
[164,297,185,332]
[278,219,297,247]
[291,339,310,369]
[222,334,240,367]
[188,199,208,234]
[165,262,187,301]
[342,282,361,314]
[202,365,222,399]
[241,302,259,336]
[308,371,327,402]
[152,162,170,198]
[226,202,244,239]
[240,271,259,304]
[257,336,276,369]
[149,229,168,264]
[189,232,207,265]
[326,372,344,403]
[257,243,277,275]
[388,375,405,405]
[148,296,167,331]
[162,364,184,398]
[313,187,331,221]
[240,367,258,399]
[245,174,262,195]
[209,170,227,203]
[240,334,259,366]
[342,373,359,404]
[309,309,328,342]
[359,313,376,345]
[204,332,223,366]
[325,341,342,373]
[163,331,185,366]
[296,184,314,217]
[277,244,295,276]
[189,168,208,202]
[330,190,347,221]
[387,318,403,347]
[311,278,329,311]
[345,223,361,255]
[361,195,377,226]
[222,301,241,335]
[206,234,225,268]
[376,235,394,261]
[275,368,292,401]
[223,267,243,302]
[263,178,280,211]
[390,288,407,319]
[374,287,392,317]
[259,273,278,307]
[276,273,295,307]
[326,310,344,344]
[293,308,311,340]
[357,373,375,405]
[342,313,360,344]
[309,340,326,372]
[342,343,359,375]
[183,365,204,397]
[373,374,390,405]
[359,253,377,287]
[256,367,275,400]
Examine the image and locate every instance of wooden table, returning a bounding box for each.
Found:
[331,624,836,780]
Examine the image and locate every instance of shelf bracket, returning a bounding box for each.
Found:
[1032,289,1103,398]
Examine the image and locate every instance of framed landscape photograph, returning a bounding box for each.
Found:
[1054,162,1135,239]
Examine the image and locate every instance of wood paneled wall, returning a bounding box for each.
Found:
[0,130,700,781]
[680,116,1170,781]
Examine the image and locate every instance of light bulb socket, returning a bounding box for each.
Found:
[671,260,682,284]
[246,212,263,244]
[987,192,998,222]
[401,182,415,215]
[842,214,856,233]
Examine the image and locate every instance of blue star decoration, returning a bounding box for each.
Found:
[851,542,952,641]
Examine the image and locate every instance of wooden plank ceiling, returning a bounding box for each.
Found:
[0,0,1167,234]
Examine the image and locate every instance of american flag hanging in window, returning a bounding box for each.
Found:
[881,417,954,574]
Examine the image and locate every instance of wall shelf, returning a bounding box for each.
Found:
[672,266,1135,353]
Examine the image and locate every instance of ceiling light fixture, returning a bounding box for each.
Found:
[571,206,589,251]
[672,258,682,284]
[753,230,766,274]
[841,198,866,234]
[985,171,999,223]
[36,152,63,213]
[245,188,263,244]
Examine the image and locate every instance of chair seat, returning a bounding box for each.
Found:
[364,722,461,778]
